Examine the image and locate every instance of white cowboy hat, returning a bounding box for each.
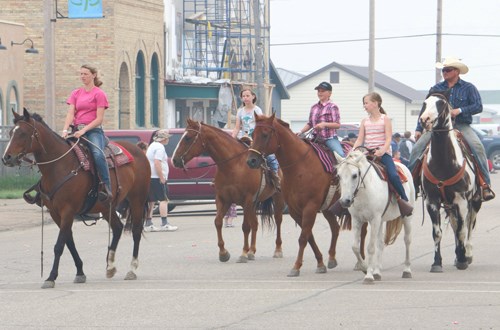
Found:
[435,57,469,74]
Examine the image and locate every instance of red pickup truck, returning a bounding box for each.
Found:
[105,129,220,211]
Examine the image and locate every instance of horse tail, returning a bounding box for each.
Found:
[384,217,403,245]
[256,197,275,231]
[122,199,149,233]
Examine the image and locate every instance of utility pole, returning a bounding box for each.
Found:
[44,0,56,128]
[368,0,375,92]
[253,0,265,112]
[435,0,443,84]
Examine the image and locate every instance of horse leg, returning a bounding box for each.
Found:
[363,217,381,284]
[453,205,469,270]
[372,221,385,281]
[125,204,143,280]
[402,217,413,279]
[272,195,284,258]
[360,222,368,260]
[351,219,367,273]
[236,208,257,263]
[428,204,443,273]
[288,209,324,277]
[322,211,340,269]
[215,203,230,262]
[42,221,72,289]
[65,233,86,284]
[247,210,259,261]
[102,207,124,279]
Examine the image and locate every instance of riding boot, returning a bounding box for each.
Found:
[397,198,414,217]
[476,169,495,201]
[98,183,113,202]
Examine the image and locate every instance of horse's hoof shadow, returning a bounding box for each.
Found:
[287,269,300,277]
[402,271,412,279]
[73,274,86,284]
[41,280,55,289]
[430,265,443,273]
[236,256,248,263]
[106,267,117,278]
[373,274,382,281]
[327,259,338,269]
[219,252,230,263]
[315,265,327,274]
[124,271,137,280]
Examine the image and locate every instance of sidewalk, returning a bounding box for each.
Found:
[0,199,52,232]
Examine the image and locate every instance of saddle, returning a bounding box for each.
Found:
[23,140,134,215]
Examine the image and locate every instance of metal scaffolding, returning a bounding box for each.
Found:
[182,0,270,83]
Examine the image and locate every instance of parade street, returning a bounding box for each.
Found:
[0,172,499,329]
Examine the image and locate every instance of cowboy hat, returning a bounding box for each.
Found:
[435,57,469,74]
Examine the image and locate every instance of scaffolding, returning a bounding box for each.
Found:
[182,0,270,83]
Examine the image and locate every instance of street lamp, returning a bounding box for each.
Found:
[11,38,39,54]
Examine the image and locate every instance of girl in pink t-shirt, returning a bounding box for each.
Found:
[62,64,112,202]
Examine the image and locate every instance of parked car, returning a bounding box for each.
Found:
[336,123,360,139]
[472,126,500,170]
[105,129,224,211]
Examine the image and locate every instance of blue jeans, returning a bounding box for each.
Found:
[325,137,345,157]
[85,128,111,190]
[380,153,408,201]
[266,154,279,173]
[409,124,490,185]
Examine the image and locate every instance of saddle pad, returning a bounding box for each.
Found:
[371,160,408,183]
[310,142,334,174]
[105,142,134,168]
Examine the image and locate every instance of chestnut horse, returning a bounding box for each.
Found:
[247,113,366,277]
[2,109,150,288]
[172,118,284,262]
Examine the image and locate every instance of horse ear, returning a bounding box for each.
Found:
[22,107,30,120]
[334,151,344,164]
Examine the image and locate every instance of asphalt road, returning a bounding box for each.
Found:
[0,172,499,329]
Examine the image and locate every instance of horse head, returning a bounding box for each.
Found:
[335,149,366,208]
[172,118,205,168]
[419,90,453,132]
[2,108,41,166]
[247,112,279,169]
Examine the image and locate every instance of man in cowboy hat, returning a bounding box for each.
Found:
[409,57,495,201]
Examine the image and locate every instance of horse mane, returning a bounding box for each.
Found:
[276,117,290,129]
[30,112,67,143]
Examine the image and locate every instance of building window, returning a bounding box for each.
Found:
[330,71,339,84]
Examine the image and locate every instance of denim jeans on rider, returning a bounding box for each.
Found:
[380,153,409,201]
[325,136,345,157]
[266,154,279,173]
[409,124,490,185]
[85,128,111,190]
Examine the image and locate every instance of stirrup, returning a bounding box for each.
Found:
[481,186,495,202]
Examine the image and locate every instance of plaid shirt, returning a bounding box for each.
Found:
[308,100,341,139]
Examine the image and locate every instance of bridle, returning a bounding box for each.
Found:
[421,93,454,134]
[337,156,372,202]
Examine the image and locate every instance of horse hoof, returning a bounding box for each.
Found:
[315,265,327,274]
[236,256,248,263]
[466,256,473,264]
[41,280,55,289]
[73,275,87,284]
[287,269,300,277]
[363,277,375,284]
[328,259,338,269]
[106,267,117,278]
[247,253,255,261]
[353,262,367,273]
[124,271,137,280]
[402,271,412,279]
[373,274,382,281]
[430,265,443,273]
[273,251,283,258]
[219,252,230,263]
[456,261,468,270]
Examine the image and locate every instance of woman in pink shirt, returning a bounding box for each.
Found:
[62,64,112,202]
[353,92,413,216]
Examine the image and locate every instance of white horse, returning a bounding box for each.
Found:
[335,150,414,284]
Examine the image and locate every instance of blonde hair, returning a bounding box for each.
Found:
[363,92,386,114]
[81,64,103,87]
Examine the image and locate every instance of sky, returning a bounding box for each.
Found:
[269,0,500,91]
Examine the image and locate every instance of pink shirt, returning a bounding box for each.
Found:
[363,114,392,155]
[66,86,109,125]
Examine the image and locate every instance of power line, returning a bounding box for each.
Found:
[271,33,500,47]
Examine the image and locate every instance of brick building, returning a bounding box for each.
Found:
[0,0,164,131]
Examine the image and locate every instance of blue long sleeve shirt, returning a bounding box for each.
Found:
[416,78,482,132]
